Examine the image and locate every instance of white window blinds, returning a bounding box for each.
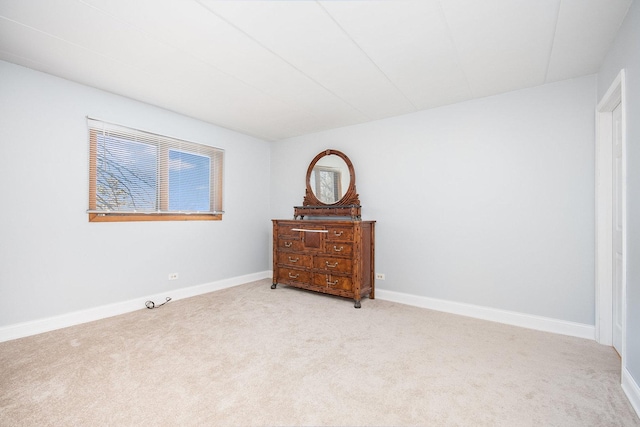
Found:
[87,118,224,218]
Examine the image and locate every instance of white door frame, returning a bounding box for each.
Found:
[595,69,626,360]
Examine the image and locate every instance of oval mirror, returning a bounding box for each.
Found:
[303,149,359,207]
[310,154,351,204]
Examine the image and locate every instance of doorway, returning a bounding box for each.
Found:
[612,101,623,356]
[595,70,626,360]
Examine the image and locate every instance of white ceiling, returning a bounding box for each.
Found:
[0,0,632,141]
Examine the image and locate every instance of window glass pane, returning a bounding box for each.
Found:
[169,149,211,212]
[96,135,157,211]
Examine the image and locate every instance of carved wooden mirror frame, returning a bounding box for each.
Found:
[294,149,361,220]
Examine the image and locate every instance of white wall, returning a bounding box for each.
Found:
[0,60,271,328]
[271,75,596,325]
[598,0,640,401]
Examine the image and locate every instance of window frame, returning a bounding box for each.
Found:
[87,119,224,222]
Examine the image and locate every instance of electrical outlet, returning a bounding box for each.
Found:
[168,273,179,280]
[376,273,385,280]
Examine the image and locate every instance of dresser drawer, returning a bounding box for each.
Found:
[326,226,354,242]
[313,256,352,273]
[325,242,353,257]
[277,252,312,268]
[277,238,303,251]
[277,267,311,284]
[277,224,302,237]
[313,274,353,292]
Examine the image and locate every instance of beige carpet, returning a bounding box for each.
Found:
[0,279,638,427]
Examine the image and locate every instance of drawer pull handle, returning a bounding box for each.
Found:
[333,231,344,236]
[291,228,328,233]
[327,279,339,286]
[325,261,338,268]
[333,246,344,252]
[284,242,292,248]
[288,272,300,279]
[288,257,299,263]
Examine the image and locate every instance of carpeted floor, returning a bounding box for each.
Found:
[0,278,638,426]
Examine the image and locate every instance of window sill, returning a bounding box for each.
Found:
[88,213,222,222]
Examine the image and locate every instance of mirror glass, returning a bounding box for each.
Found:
[309,154,351,204]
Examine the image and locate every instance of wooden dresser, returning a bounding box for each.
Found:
[272,219,375,308]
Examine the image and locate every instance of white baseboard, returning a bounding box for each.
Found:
[376,289,595,340]
[0,271,271,343]
[623,366,640,418]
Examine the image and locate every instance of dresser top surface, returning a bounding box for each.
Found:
[273,219,375,225]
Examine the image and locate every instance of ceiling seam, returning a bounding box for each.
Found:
[436,0,474,99]
[543,0,562,84]
[315,1,418,111]
[193,0,371,122]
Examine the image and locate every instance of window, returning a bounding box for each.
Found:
[87,118,223,222]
